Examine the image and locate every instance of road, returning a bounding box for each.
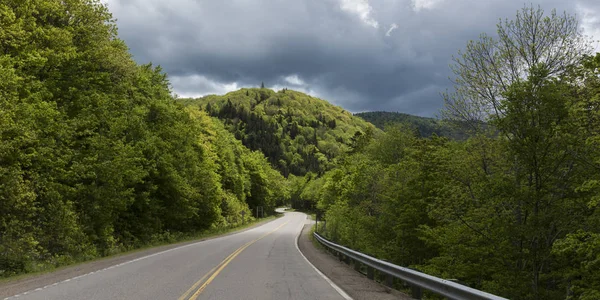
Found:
[5,211,350,300]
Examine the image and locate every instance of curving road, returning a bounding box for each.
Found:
[5,211,350,300]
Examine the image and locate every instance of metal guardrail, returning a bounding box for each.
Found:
[313,232,508,300]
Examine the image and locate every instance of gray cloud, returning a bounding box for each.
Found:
[105,0,599,117]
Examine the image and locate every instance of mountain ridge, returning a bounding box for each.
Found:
[355,111,468,139]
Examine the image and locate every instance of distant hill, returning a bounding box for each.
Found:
[179,88,377,176]
[354,111,468,139]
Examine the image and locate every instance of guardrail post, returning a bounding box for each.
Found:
[367,266,374,280]
[385,274,393,288]
[344,255,351,264]
[354,259,361,272]
[411,285,422,299]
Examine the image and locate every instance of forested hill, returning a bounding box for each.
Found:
[179,89,377,176]
[355,111,468,139]
[0,0,287,278]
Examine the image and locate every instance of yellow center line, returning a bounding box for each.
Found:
[177,241,251,300]
[179,220,290,300]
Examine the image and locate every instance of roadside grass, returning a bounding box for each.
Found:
[0,214,282,284]
[309,225,327,251]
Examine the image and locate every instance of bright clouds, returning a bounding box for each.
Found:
[411,0,445,12]
[339,0,379,28]
[170,75,239,98]
[284,75,305,86]
[577,2,600,51]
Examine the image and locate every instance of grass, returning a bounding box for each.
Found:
[309,225,327,250]
[0,214,282,284]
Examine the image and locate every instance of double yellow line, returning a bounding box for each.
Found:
[178,221,290,300]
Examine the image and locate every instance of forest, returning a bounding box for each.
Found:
[0,0,288,278]
[179,89,375,177]
[303,7,600,300]
[1,1,599,299]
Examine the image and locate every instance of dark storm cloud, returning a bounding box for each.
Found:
[105,0,599,117]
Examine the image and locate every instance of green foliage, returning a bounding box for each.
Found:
[0,0,287,278]
[179,89,377,176]
[3,4,600,300]
[443,5,590,129]
[553,231,600,300]
[313,125,441,266]
[305,8,600,300]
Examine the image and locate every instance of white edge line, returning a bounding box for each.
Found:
[5,217,282,299]
[293,212,353,300]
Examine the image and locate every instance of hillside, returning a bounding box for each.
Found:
[355,111,468,139]
[0,0,287,278]
[179,88,377,176]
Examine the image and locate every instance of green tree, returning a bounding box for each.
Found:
[433,7,593,299]
[443,5,590,130]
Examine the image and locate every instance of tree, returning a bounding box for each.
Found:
[548,52,600,299]
[553,231,600,299]
[443,5,591,129]
[261,82,265,88]
[434,6,593,299]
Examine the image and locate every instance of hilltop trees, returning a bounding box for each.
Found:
[181,89,376,177]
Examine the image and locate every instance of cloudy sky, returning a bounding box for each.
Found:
[104,0,600,117]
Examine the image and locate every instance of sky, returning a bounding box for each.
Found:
[103,0,600,117]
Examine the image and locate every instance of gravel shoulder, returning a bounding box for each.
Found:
[297,223,412,300]
[0,217,278,299]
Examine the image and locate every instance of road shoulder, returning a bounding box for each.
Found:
[297,224,412,300]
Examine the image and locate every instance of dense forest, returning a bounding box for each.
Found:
[303,7,600,300]
[355,111,468,139]
[2,1,600,300]
[179,90,376,177]
[0,0,287,278]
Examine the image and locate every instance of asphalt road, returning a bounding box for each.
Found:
[5,211,350,300]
